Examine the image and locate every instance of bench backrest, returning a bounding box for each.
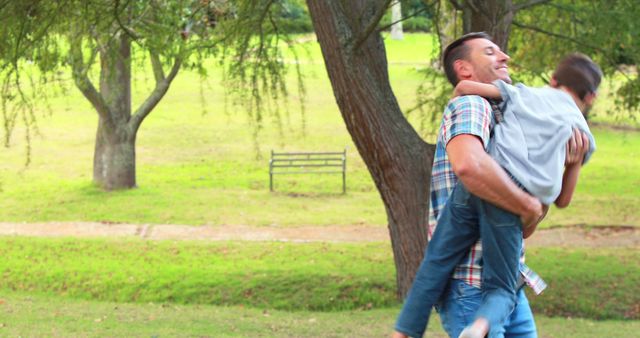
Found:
[269,149,347,193]
[269,150,346,174]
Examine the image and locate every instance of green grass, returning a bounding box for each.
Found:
[526,247,640,320]
[0,237,397,311]
[1,291,638,337]
[0,33,638,228]
[0,237,637,320]
[0,291,435,337]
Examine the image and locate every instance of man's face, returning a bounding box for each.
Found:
[458,38,511,84]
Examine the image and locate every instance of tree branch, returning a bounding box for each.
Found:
[447,0,464,11]
[512,20,630,74]
[114,0,142,41]
[514,0,552,12]
[352,0,393,51]
[149,52,165,83]
[129,55,182,132]
[512,20,607,55]
[377,6,430,32]
[68,37,112,122]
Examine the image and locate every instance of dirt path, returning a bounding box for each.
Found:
[0,222,638,247]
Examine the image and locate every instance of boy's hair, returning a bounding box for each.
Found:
[442,32,492,86]
[553,53,602,100]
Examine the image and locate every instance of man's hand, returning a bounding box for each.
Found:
[523,204,549,239]
[519,195,545,238]
[565,128,590,165]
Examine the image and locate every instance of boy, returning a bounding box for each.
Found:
[394,53,602,338]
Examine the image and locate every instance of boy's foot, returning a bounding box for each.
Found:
[458,318,489,338]
[391,331,409,338]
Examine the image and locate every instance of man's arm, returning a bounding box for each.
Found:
[446,134,544,229]
[454,80,502,99]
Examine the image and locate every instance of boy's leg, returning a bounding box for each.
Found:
[502,289,537,338]
[472,197,523,337]
[438,284,536,338]
[394,183,480,337]
[436,279,482,337]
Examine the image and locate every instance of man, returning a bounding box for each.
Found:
[393,32,589,337]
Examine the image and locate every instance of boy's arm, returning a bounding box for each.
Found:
[555,129,590,208]
[555,163,581,208]
[454,80,503,99]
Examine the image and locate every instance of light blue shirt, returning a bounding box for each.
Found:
[489,80,596,205]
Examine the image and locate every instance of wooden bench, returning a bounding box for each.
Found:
[269,149,347,193]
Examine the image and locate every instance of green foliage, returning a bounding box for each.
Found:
[379,0,434,32]
[277,0,313,33]
[0,237,637,320]
[217,0,308,154]
[0,1,69,163]
[510,0,640,114]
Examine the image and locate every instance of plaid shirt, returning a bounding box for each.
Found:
[428,95,547,295]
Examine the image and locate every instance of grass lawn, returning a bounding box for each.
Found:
[1,291,638,337]
[0,237,637,320]
[0,33,638,228]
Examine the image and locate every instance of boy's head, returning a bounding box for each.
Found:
[552,53,602,113]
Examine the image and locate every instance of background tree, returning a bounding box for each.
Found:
[1,0,226,190]
[65,0,231,190]
[390,1,404,40]
[1,0,306,184]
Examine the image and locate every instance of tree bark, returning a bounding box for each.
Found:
[307,0,435,298]
[93,119,136,190]
[461,0,515,51]
[93,32,136,190]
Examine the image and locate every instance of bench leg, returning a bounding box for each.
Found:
[342,172,346,194]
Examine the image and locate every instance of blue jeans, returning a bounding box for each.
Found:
[395,182,523,337]
[438,279,537,338]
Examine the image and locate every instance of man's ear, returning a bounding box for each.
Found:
[549,76,558,87]
[454,59,473,81]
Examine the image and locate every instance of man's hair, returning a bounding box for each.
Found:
[442,32,492,86]
[553,53,603,100]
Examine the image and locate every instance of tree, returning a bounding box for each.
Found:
[1,0,224,190]
[390,1,404,40]
[67,0,230,190]
[2,0,307,182]
[307,0,434,297]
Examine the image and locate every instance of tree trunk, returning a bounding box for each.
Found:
[93,118,136,190]
[390,1,404,40]
[93,32,136,190]
[307,0,435,298]
[462,0,515,51]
